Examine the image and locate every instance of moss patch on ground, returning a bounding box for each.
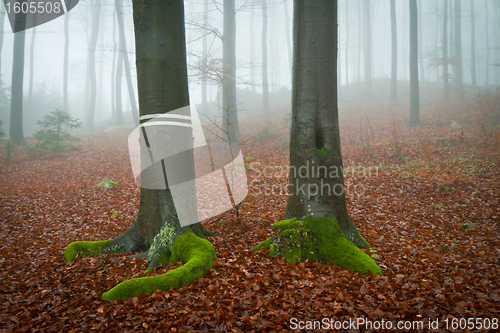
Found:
[253,215,381,275]
[64,240,110,262]
[102,230,216,301]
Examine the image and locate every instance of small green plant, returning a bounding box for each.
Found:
[461,222,475,230]
[112,210,119,216]
[431,202,444,209]
[404,173,417,179]
[424,245,432,249]
[33,108,82,152]
[464,164,479,174]
[369,249,379,259]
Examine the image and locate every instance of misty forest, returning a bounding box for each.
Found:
[1,0,500,331]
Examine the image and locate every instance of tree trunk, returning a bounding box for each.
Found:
[470,0,476,87]
[418,0,425,81]
[284,0,368,247]
[363,0,372,95]
[357,0,362,82]
[115,0,139,126]
[63,11,70,113]
[485,0,489,87]
[9,10,26,145]
[222,0,239,143]
[84,0,101,130]
[261,0,270,116]
[345,0,349,86]
[390,0,398,105]
[443,0,449,94]
[111,7,117,122]
[408,0,420,126]
[0,0,5,91]
[201,0,209,113]
[250,9,256,93]
[284,0,292,78]
[115,50,123,125]
[27,25,36,118]
[454,0,462,90]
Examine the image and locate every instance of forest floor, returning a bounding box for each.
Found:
[1,86,500,332]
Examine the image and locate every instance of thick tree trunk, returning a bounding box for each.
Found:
[470,0,477,87]
[261,0,270,116]
[408,0,420,126]
[443,0,449,94]
[222,0,239,143]
[63,11,70,113]
[9,11,26,145]
[285,0,367,247]
[390,0,398,105]
[454,0,462,90]
[115,0,139,126]
[84,0,101,130]
[363,0,372,95]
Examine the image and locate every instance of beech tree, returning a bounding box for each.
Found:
[10,11,27,145]
[443,0,450,94]
[390,0,397,105]
[408,0,420,126]
[84,0,101,129]
[65,0,216,301]
[253,0,380,276]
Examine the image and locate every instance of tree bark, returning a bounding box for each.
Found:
[485,0,489,87]
[443,0,449,94]
[111,7,117,122]
[9,11,26,145]
[115,0,139,126]
[27,25,36,117]
[285,0,367,247]
[357,0,362,82]
[261,0,270,116]
[84,0,101,130]
[201,0,209,113]
[63,11,70,113]
[115,48,124,125]
[284,0,292,78]
[408,0,420,126]
[454,0,462,90]
[390,0,398,105]
[222,0,239,143]
[0,0,5,91]
[363,0,372,95]
[418,0,425,81]
[344,0,349,86]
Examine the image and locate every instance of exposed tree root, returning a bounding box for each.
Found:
[252,215,382,275]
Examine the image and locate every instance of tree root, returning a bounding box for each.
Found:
[102,230,216,301]
[252,215,382,275]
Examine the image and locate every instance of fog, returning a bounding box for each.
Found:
[1,0,499,136]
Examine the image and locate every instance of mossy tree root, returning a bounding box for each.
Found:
[64,240,111,262]
[102,230,216,301]
[252,215,382,275]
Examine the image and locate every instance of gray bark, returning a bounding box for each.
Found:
[261,0,270,116]
[443,0,449,94]
[116,0,139,126]
[485,0,489,86]
[418,0,425,81]
[357,0,361,82]
[284,0,292,77]
[408,0,420,126]
[0,0,4,90]
[470,0,476,87]
[201,0,208,113]
[345,0,349,86]
[84,0,101,129]
[250,10,255,93]
[286,0,367,247]
[454,0,462,90]
[363,0,372,95]
[390,0,398,105]
[115,50,123,125]
[9,12,26,145]
[111,7,117,122]
[63,11,70,113]
[27,26,36,116]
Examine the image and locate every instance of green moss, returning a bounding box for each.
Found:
[64,240,110,262]
[102,230,216,301]
[258,215,381,275]
[251,237,273,251]
[94,177,118,188]
[314,147,328,159]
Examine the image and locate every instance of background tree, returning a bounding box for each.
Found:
[261,0,270,116]
[454,0,462,90]
[33,108,82,151]
[408,0,420,126]
[10,11,27,145]
[84,0,101,129]
[470,0,477,88]
[363,0,372,95]
[443,0,449,94]
[63,11,70,113]
[0,0,5,91]
[390,0,398,105]
[65,0,216,301]
[418,0,425,81]
[27,25,36,116]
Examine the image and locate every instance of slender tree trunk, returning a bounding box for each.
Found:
[402,1,407,81]
[284,0,292,78]
[111,7,117,122]
[418,0,425,81]
[63,12,70,113]
[115,51,124,125]
[434,3,440,82]
[495,0,500,85]
[261,0,270,116]
[390,0,398,105]
[85,0,101,129]
[0,0,5,90]
[250,10,255,93]
[201,0,208,113]
[357,0,362,82]
[408,0,420,126]
[10,13,26,145]
[363,0,372,95]
[286,0,367,247]
[485,0,490,87]
[450,0,455,81]
[116,0,139,126]
[443,0,449,94]
[454,0,462,91]
[27,26,36,117]
[470,0,476,87]
[345,0,349,86]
